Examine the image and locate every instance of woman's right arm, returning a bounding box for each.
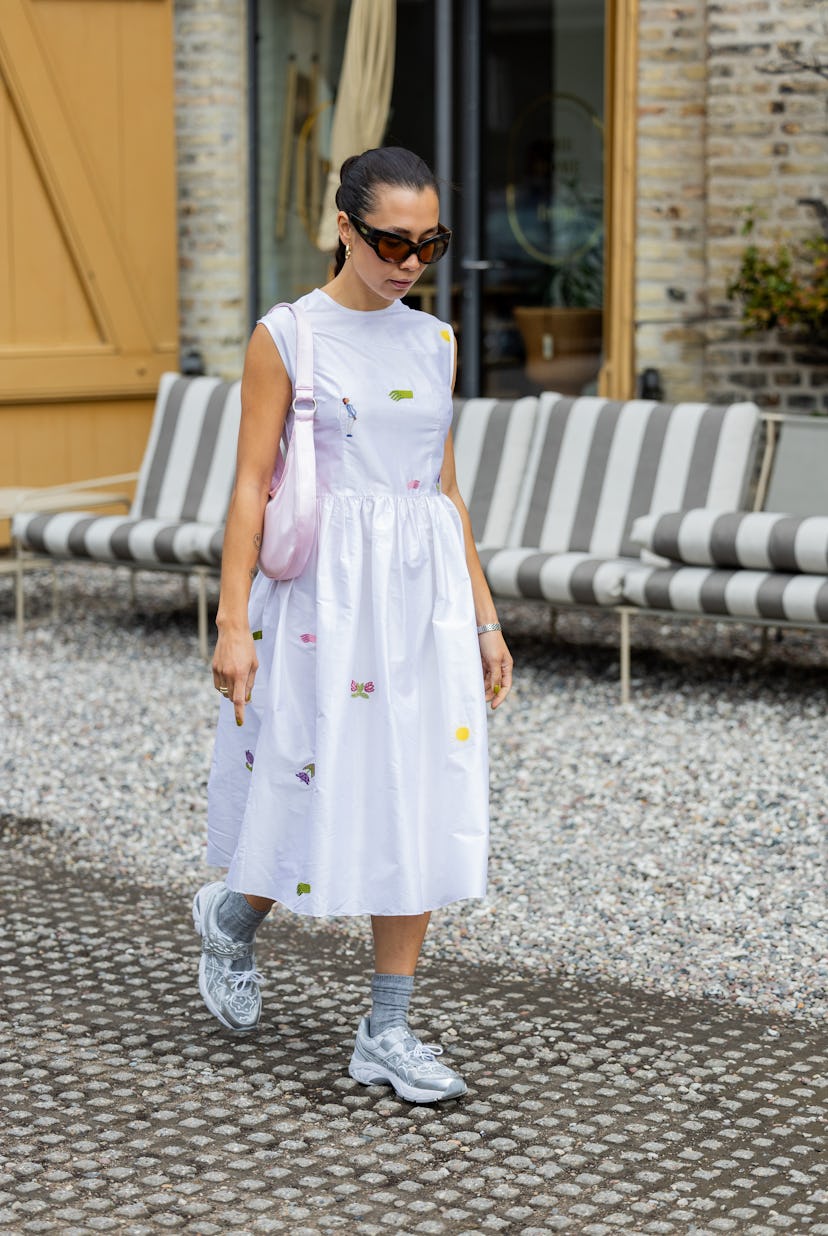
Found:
[211,324,292,725]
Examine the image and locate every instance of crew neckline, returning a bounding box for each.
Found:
[312,287,406,317]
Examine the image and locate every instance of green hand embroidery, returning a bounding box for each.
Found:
[297,882,311,896]
[388,389,413,401]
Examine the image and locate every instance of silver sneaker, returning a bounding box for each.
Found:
[192,881,263,1033]
[348,1016,467,1103]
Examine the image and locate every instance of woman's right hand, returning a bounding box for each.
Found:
[212,626,258,727]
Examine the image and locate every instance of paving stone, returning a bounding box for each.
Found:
[0,845,825,1235]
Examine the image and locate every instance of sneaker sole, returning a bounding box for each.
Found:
[197,954,260,1034]
[348,1057,467,1103]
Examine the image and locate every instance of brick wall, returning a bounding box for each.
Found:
[635,3,708,398]
[174,0,249,380]
[636,1,828,408]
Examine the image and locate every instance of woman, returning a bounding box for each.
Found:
[195,147,512,1104]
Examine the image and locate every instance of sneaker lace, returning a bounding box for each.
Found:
[229,968,264,993]
[405,1035,443,1062]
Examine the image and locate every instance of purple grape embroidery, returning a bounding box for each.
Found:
[245,750,254,772]
[295,762,315,785]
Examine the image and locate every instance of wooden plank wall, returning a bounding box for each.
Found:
[0,0,177,546]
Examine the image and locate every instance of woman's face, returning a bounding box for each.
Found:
[340,185,441,305]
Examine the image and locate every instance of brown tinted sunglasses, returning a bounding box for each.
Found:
[348,214,452,265]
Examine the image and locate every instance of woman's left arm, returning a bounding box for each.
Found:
[440,428,513,709]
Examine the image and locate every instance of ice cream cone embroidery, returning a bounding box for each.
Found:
[342,396,358,437]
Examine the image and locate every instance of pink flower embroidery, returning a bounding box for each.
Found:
[300,633,317,644]
[407,479,420,490]
[351,680,375,700]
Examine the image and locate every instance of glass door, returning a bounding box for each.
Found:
[478,0,605,397]
[253,0,350,316]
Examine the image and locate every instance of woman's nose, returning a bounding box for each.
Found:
[399,251,422,272]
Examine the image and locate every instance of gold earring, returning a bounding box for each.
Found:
[345,243,351,259]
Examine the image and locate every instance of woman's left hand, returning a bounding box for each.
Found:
[479,631,513,709]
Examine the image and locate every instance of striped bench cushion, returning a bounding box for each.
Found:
[12,373,240,570]
[480,548,630,606]
[623,563,828,623]
[132,374,242,523]
[13,512,223,567]
[632,509,828,574]
[452,396,539,548]
[507,394,760,556]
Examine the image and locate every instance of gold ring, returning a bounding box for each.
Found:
[218,686,230,696]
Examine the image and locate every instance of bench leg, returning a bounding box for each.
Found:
[14,548,25,640]
[549,606,558,638]
[196,571,209,662]
[619,609,632,707]
[129,571,137,606]
[757,625,782,658]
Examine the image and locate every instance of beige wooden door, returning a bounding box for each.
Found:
[0,0,178,405]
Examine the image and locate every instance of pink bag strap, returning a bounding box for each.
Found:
[272,301,316,421]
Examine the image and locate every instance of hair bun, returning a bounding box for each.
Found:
[339,154,361,183]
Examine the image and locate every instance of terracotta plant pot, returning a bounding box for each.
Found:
[514,307,603,395]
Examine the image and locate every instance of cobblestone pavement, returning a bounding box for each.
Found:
[1,835,825,1236]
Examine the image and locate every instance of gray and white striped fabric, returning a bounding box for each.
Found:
[479,547,631,606]
[632,509,828,575]
[623,563,828,624]
[480,393,760,605]
[13,375,240,568]
[452,396,539,549]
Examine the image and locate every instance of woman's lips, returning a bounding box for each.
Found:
[389,279,413,291]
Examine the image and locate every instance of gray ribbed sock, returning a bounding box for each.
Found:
[217,889,269,972]
[369,973,414,1037]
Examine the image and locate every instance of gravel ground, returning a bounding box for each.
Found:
[2,562,826,1027]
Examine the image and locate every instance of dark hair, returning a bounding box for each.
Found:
[333,147,439,275]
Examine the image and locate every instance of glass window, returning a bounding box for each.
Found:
[483,0,605,397]
[254,0,350,315]
[253,0,605,398]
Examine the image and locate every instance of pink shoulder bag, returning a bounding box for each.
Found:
[258,302,317,580]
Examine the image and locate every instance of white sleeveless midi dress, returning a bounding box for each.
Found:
[206,288,489,916]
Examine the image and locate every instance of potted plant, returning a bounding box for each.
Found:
[726,210,828,343]
[514,238,604,394]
